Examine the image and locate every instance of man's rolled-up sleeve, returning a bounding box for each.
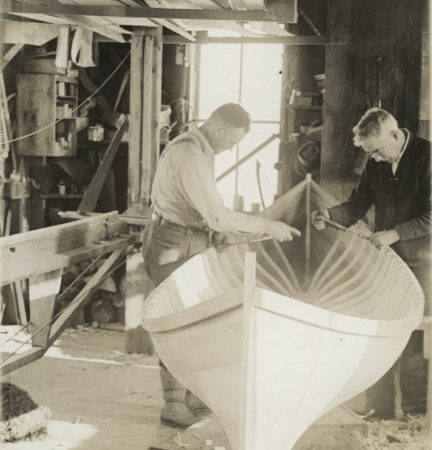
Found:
[174,149,270,235]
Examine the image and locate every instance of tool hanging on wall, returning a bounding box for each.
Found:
[365,56,384,108]
[255,160,266,210]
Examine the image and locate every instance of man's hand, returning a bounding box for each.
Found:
[311,209,330,230]
[265,221,301,242]
[370,229,400,249]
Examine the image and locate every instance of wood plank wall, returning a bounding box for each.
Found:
[320,0,426,200]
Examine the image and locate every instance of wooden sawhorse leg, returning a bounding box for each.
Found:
[29,269,63,348]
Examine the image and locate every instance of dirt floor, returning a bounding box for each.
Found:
[1,325,431,449]
[2,325,171,449]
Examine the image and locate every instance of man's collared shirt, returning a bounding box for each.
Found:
[151,127,269,235]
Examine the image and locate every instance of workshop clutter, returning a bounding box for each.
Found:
[287,75,324,106]
[55,258,125,328]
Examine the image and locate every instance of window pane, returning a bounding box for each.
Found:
[216,124,280,210]
[241,45,283,122]
[198,45,241,118]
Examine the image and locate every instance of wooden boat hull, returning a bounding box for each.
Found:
[142,179,424,449]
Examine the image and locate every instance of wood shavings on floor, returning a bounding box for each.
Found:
[362,415,431,449]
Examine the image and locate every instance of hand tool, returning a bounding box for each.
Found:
[320,216,371,240]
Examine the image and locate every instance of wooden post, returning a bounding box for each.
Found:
[29,269,62,348]
[128,28,144,206]
[125,26,163,354]
[140,34,153,203]
[239,252,257,450]
[128,26,162,210]
[305,173,312,286]
[320,0,352,200]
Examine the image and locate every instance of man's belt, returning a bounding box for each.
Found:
[159,217,208,235]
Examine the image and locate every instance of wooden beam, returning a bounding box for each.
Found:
[151,26,162,192]
[1,43,24,70]
[4,1,296,23]
[8,13,127,42]
[78,120,128,213]
[29,269,62,348]
[320,0,352,200]
[216,134,280,182]
[0,347,44,376]
[163,35,328,45]
[0,245,131,376]
[0,212,127,285]
[113,70,130,112]
[129,29,144,205]
[48,248,126,346]
[78,67,113,117]
[1,20,58,45]
[153,19,196,42]
[140,34,154,203]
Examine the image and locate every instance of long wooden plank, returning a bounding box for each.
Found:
[1,43,24,69]
[163,35,328,45]
[151,25,162,191]
[0,347,44,376]
[78,119,128,213]
[78,67,113,117]
[216,134,280,182]
[9,12,127,42]
[304,173,312,286]
[0,212,127,285]
[128,29,144,205]
[1,21,59,45]
[140,33,154,202]
[29,269,62,348]
[48,247,126,344]
[4,1,295,22]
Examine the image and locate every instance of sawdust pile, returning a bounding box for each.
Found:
[362,415,431,449]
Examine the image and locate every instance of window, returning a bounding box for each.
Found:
[195,43,283,210]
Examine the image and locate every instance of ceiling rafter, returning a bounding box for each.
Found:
[3,0,295,23]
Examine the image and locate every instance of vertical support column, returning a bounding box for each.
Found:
[126,26,162,354]
[129,28,144,208]
[140,34,154,204]
[277,45,299,196]
[128,26,163,212]
[320,0,352,200]
[29,269,62,348]
[304,173,312,285]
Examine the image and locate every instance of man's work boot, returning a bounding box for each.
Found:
[159,363,198,428]
[160,401,198,428]
[185,390,211,416]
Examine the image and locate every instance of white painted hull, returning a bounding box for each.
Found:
[142,180,424,449]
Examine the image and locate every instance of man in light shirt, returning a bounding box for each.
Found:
[143,103,301,427]
[312,107,431,419]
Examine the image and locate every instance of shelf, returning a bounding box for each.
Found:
[40,194,83,199]
[288,105,322,111]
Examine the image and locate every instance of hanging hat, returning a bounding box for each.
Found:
[294,141,321,178]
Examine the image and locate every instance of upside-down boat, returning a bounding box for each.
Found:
[141,178,424,450]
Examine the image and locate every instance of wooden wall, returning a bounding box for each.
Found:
[320,0,426,200]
